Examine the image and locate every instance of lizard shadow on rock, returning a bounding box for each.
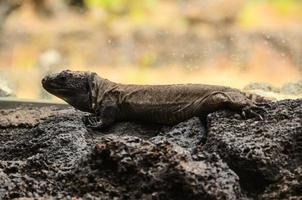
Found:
[85,117,207,155]
[87,121,163,140]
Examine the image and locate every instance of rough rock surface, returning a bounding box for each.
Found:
[69,136,244,200]
[150,117,206,153]
[0,99,301,199]
[205,99,302,198]
[0,106,64,128]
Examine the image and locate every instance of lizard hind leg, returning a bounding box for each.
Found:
[241,105,268,120]
[221,91,269,120]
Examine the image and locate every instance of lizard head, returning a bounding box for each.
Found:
[42,70,95,112]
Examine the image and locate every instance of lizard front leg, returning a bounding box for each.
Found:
[83,104,118,130]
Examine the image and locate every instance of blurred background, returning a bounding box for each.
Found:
[0,0,301,100]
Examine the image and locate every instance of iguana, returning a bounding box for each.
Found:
[42,70,268,130]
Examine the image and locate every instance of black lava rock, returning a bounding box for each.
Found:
[0,99,301,199]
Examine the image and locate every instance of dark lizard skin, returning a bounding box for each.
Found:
[42,70,268,130]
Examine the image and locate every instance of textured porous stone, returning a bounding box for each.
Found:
[0,106,63,128]
[261,167,302,199]
[0,109,89,199]
[205,99,302,196]
[151,117,206,152]
[77,135,245,200]
[0,99,301,199]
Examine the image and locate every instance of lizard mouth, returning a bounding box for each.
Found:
[42,77,75,98]
[42,79,65,93]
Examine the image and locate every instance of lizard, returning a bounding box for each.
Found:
[42,70,268,130]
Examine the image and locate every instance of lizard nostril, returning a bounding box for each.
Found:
[41,77,48,87]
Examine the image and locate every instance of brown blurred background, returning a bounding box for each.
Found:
[0,0,301,100]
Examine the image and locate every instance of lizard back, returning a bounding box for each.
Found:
[113,83,231,124]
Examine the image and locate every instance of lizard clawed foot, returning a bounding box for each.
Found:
[241,105,268,120]
[82,116,104,130]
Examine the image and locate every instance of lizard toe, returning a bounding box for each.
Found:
[252,105,269,114]
[88,117,96,126]
[241,110,247,119]
[249,109,264,120]
[255,102,272,109]
[242,105,267,120]
[83,116,104,129]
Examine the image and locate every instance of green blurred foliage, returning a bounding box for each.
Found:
[86,0,156,21]
[239,0,302,26]
[270,0,302,14]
